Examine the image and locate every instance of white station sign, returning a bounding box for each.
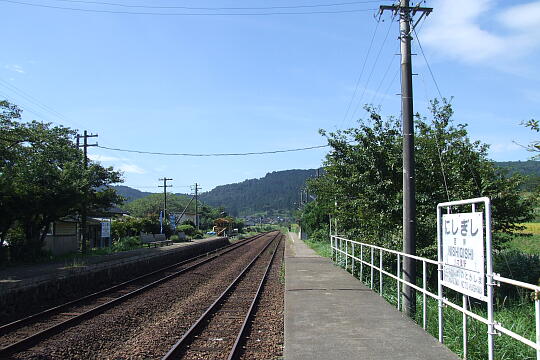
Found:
[441,212,485,300]
[101,221,111,238]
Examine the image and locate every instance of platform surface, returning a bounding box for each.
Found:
[284,232,459,360]
[0,237,227,294]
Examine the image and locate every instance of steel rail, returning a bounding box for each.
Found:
[0,231,275,357]
[0,232,268,336]
[162,232,282,360]
[227,234,283,360]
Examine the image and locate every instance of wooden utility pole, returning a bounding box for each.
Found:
[78,130,98,254]
[380,1,432,317]
[159,177,173,227]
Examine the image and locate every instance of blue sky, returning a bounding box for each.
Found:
[1,0,539,192]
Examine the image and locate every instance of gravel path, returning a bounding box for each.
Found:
[12,232,278,359]
[239,238,284,360]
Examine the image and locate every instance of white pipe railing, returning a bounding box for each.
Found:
[330,234,540,359]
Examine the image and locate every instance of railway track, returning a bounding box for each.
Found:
[0,232,273,358]
[163,232,283,360]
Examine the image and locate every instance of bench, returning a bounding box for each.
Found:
[153,234,173,246]
[140,233,159,247]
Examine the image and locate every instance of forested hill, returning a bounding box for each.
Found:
[112,186,153,202]
[496,160,540,177]
[112,161,538,214]
[199,169,318,216]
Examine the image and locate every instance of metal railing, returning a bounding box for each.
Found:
[330,234,540,360]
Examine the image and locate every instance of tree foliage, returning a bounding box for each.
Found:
[0,100,123,260]
[123,193,195,218]
[306,100,533,257]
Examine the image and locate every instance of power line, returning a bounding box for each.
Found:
[44,0,388,10]
[0,77,84,129]
[347,11,396,125]
[370,40,399,105]
[96,144,329,156]
[413,25,443,100]
[339,18,380,129]
[0,0,380,15]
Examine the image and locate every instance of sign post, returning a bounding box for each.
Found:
[441,212,485,300]
[437,197,494,360]
[100,220,111,248]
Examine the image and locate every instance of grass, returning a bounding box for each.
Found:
[508,222,540,254]
[303,238,332,258]
[303,236,538,360]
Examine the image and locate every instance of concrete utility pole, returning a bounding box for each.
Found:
[380,1,432,317]
[192,183,201,230]
[158,177,173,224]
[78,130,98,254]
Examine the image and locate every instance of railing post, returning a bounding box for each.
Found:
[379,250,383,296]
[463,294,468,359]
[360,245,364,282]
[486,201,495,360]
[534,291,540,360]
[397,255,401,311]
[370,247,374,290]
[330,236,334,262]
[352,243,355,277]
[437,205,444,343]
[423,261,427,330]
[345,239,348,271]
[339,237,343,266]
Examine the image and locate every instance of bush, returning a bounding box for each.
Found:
[111,236,141,252]
[494,249,540,301]
[309,227,330,243]
[177,224,195,236]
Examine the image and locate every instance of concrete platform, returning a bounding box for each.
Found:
[0,237,229,322]
[284,233,459,360]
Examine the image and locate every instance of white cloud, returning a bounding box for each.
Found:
[118,164,146,174]
[4,64,25,74]
[490,142,521,153]
[88,154,124,162]
[497,1,540,30]
[421,0,540,67]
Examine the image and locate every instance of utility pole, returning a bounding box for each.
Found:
[78,130,98,254]
[158,177,173,228]
[192,183,201,230]
[380,1,432,317]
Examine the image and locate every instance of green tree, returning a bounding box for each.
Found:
[123,193,195,218]
[0,100,123,260]
[308,100,533,257]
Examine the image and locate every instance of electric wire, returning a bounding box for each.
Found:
[0,0,379,15]
[339,18,380,129]
[96,144,329,156]
[347,12,395,126]
[0,78,84,129]
[370,39,399,105]
[43,0,387,10]
[0,90,59,125]
[413,25,443,100]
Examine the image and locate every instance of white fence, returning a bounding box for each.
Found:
[330,234,540,360]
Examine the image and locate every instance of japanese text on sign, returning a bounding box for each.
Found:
[101,221,111,238]
[441,212,485,299]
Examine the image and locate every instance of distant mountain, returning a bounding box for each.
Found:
[496,160,540,190]
[112,186,153,202]
[496,160,540,177]
[199,169,319,217]
[111,161,538,214]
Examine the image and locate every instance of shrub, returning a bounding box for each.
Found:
[177,224,195,236]
[493,249,540,301]
[112,236,141,252]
